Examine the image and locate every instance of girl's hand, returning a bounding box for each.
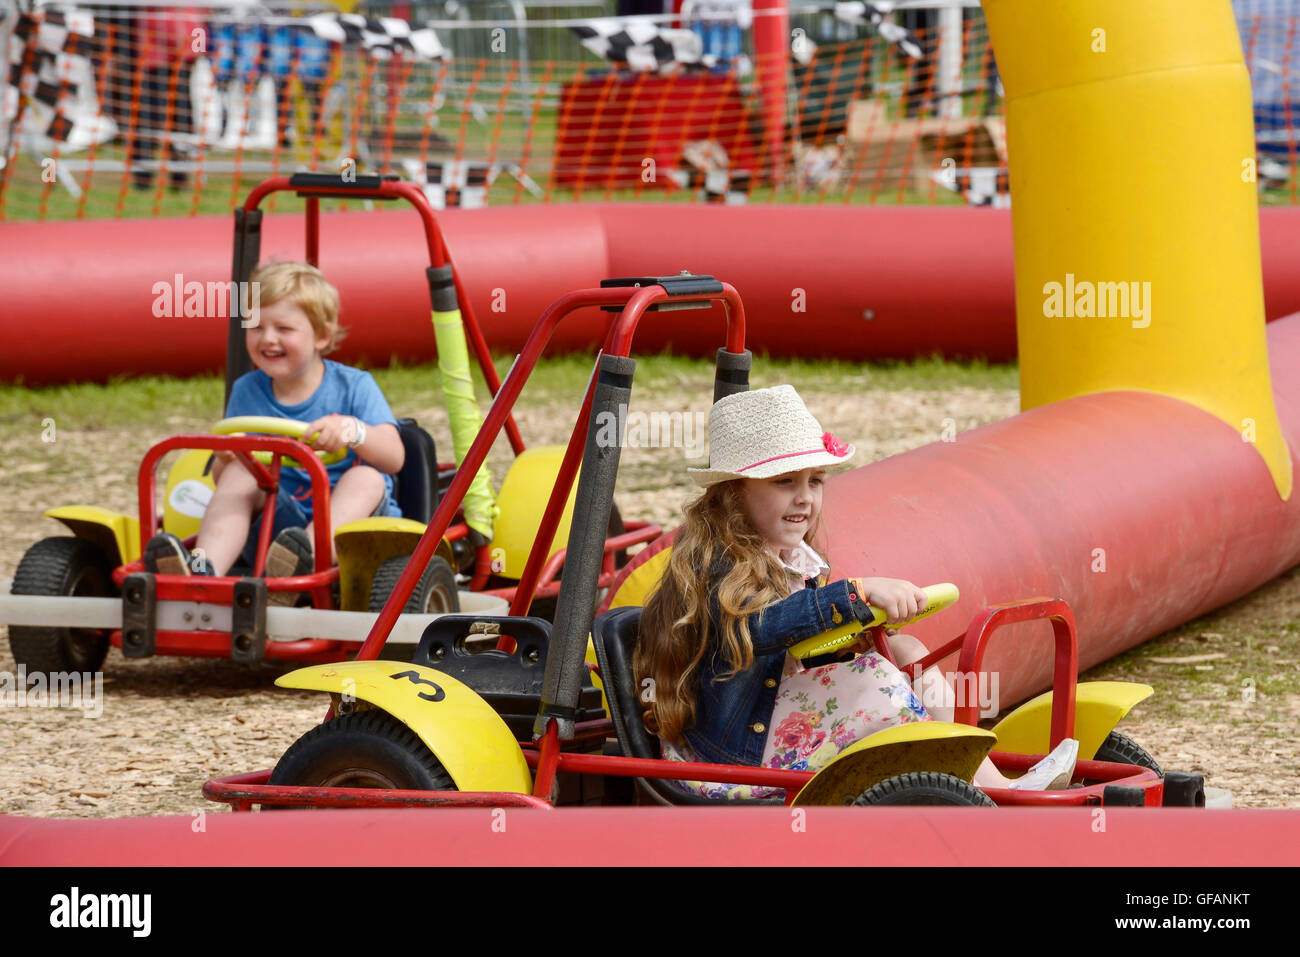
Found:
[304,414,360,455]
[851,577,928,624]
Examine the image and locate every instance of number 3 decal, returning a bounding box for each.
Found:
[389,670,446,702]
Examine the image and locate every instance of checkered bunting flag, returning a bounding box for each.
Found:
[830,2,924,59]
[571,19,719,74]
[305,14,448,62]
[6,9,102,144]
[932,166,1011,208]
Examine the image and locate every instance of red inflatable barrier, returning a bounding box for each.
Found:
[819,314,1300,705]
[0,806,1294,866]
[4,205,1300,384]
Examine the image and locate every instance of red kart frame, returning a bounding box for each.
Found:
[102,175,660,662]
[204,278,1163,810]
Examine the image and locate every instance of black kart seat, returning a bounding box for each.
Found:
[590,606,784,806]
[392,418,439,524]
[413,615,604,740]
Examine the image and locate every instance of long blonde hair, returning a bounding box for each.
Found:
[634,479,821,742]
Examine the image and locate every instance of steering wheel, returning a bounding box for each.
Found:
[212,416,349,467]
[788,582,960,660]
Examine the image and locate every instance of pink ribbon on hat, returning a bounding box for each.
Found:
[822,432,850,457]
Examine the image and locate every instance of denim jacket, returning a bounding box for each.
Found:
[681,560,875,767]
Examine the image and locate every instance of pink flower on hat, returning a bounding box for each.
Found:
[822,432,850,457]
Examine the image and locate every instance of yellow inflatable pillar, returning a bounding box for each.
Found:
[982,0,1292,498]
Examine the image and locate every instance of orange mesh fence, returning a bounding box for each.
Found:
[0,1,1295,221]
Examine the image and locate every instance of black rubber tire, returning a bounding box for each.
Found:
[368,554,459,661]
[1093,730,1163,777]
[853,771,997,807]
[8,537,114,675]
[267,711,456,798]
[529,503,627,622]
[369,554,460,616]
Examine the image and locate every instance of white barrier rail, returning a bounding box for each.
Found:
[0,578,509,644]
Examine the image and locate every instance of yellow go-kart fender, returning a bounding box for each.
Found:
[990,681,1154,760]
[607,544,673,609]
[333,517,456,611]
[45,506,141,567]
[277,660,533,794]
[161,448,217,540]
[489,445,578,580]
[791,722,997,807]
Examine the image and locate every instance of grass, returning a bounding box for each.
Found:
[0,351,1018,431]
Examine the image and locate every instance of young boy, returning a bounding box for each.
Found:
[144,262,405,598]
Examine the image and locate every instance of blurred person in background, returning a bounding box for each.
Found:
[131,6,204,189]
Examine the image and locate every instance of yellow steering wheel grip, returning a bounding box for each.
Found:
[212,416,349,467]
[788,583,960,659]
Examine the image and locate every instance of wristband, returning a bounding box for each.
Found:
[346,417,367,449]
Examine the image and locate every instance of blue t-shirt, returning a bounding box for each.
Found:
[225,360,402,516]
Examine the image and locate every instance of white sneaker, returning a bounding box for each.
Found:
[1008,737,1080,791]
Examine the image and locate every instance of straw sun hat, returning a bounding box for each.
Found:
[688,385,856,486]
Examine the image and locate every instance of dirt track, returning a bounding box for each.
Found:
[2,384,1296,815]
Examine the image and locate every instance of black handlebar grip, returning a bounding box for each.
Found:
[288,171,399,197]
[713,348,751,403]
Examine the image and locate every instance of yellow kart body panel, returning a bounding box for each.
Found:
[607,545,673,609]
[791,722,996,807]
[276,660,532,794]
[45,506,142,567]
[584,635,609,715]
[991,681,1154,760]
[161,448,217,540]
[489,445,577,580]
[333,517,455,611]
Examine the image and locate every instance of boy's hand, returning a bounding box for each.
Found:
[849,577,928,624]
[304,414,361,455]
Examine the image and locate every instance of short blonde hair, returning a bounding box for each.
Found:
[250,261,346,354]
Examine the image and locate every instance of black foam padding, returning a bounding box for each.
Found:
[536,353,636,738]
[713,348,752,402]
[426,265,458,313]
[225,208,262,406]
[288,171,395,194]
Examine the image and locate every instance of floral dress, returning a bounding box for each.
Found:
[660,543,931,800]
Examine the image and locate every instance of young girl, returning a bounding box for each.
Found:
[634,384,1078,799]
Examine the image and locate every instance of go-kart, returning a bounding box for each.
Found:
[1,173,658,673]
[201,275,1206,811]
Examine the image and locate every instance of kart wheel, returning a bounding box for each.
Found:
[368,554,459,661]
[369,554,460,616]
[267,711,456,800]
[8,537,114,675]
[1093,730,1163,777]
[852,771,997,807]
